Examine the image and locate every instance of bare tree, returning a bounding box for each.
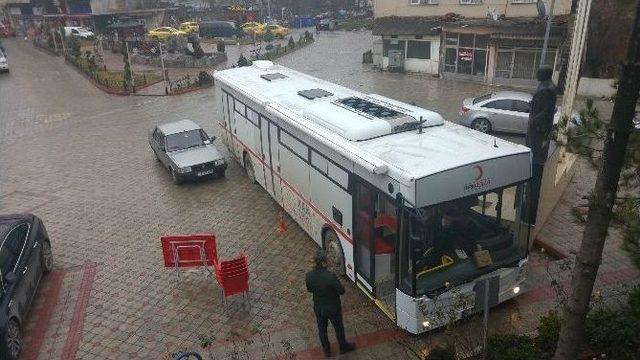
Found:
[553,1,640,358]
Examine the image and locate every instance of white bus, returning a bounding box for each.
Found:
[214,61,532,334]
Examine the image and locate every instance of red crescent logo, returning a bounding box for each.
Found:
[474,165,483,181]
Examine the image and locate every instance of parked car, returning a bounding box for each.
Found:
[149,120,227,184]
[0,214,53,360]
[0,50,8,73]
[241,22,266,37]
[148,27,186,41]
[63,26,94,39]
[199,21,237,38]
[459,91,576,134]
[179,21,199,35]
[266,24,289,38]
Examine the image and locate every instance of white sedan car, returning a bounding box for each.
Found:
[0,50,8,73]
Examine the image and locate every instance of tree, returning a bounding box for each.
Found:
[553,1,640,358]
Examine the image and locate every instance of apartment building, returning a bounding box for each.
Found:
[372,0,575,87]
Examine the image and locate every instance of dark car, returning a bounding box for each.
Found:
[199,21,237,39]
[0,214,53,360]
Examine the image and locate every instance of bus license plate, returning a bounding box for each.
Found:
[197,170,214,176]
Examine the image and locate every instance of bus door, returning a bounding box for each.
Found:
[221,92,232,147]
[224,92,238,157]
[269,123,283,204]
[353,180,398,319]
[259,115,275,197]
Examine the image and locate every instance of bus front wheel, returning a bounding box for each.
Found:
[324,230,345,276]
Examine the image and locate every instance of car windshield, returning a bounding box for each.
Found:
[473,93,492,104]
[166,129,207,151]
[398,183,529,297]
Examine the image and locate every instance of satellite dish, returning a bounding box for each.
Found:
[537,0,547,18]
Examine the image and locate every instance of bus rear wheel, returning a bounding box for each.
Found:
[324,230,345,276]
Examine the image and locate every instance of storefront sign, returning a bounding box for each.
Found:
[459,49,473,62]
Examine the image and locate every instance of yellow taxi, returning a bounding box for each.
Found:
[148,27,187,41]
[241,22,266,36]
[179,21,199,34]
[266,24,289,38]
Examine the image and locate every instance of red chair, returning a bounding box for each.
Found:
[214,254,250,300]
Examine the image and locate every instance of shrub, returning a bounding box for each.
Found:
[426,343,456,360]
[198,71,213,87]
[67,36,81,58]
[536,310,561,357]
[585,308,640,359]
[304,30,313,41]
[288,36,295,49]
[263,28,275,43]
[487,334,540,360]
[217,40,225,53]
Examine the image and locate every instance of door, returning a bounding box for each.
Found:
[481,99,515,132]
[260,116,275,197]
[353,181,374,291]
[4,224,35,319]
[512,100,531,134]
[269,122,282,204]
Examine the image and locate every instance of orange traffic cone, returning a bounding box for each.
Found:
[277,212,287,236]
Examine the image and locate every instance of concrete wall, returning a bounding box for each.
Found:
[577,77,617,99]
[374,0,573,18]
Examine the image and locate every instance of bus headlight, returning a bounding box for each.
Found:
[422,320,430,328]
[513,286,521,295]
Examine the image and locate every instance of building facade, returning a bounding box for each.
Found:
[372,0,574,87]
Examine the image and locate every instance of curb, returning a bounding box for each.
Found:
[533,235,569,260]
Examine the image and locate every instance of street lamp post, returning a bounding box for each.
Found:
[159,42,168,94]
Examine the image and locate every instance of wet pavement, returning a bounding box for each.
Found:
[0,30,636,360]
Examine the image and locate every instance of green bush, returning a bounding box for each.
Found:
[426,343,456,360]
[585,308,640,359]
[536,310,561,357]
[67,36,81,58]
[304,30,313,41]
[487,334,540,360]
[263,28,275,43]
[217,40,225,53]
[288,36,295,49]
[237,54,249,67]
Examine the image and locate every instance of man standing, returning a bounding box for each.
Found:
[305,250,355,357]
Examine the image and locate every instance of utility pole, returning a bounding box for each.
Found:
[540,0,556,66]
[159,42,168,95]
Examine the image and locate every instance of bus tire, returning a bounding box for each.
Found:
[324,230,345,276]
[243,152,256,183]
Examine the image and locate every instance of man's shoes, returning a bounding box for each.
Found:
[339,342,356,354]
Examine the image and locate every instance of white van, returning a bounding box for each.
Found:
[64,26,94,39]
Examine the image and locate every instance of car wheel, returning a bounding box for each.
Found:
[42,241,53,273]
[3,319,21,360]
[471,118,492,133]
[243,153,256,183]
[171,168,183,185]
[324,230,345,276]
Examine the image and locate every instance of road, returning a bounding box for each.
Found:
[0,32,634,359]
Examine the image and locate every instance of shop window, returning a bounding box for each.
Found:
[459,33,474,47]
[407,41,431,60]
[457,48,473,74]
[444,48,457,72]
[473,49,487,76]
[445,33,458,45]
[475,35,489,48]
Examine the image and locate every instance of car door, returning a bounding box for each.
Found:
[481,99,515,132]
[511,100,532,134]
[0,243,19,319]
[3,224,35,320]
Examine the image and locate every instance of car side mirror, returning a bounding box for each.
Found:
[5,272,16,284]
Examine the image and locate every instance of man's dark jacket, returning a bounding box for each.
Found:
[306,267,345,317]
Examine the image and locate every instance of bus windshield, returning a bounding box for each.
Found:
[397,183,529,297]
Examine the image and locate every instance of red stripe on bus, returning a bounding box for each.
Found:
[219,122,354,244]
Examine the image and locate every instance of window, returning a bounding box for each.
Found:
[444,33,488,76]
[410,0,420,4]
[460,0,482,4]
[383,40,405,57]
[473,94,492,104]
[165,130,207,151]
[234,99,246,116]
[311,150,328,173]
[327,162,348,188]
[247,108,259,126]
[407,41,431,60]
[511,0,536,3]
[513,100,531,113]
[0,246,16,281]
[4,224,27,273]
[280,131,308,160]
[483,100,513,111]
